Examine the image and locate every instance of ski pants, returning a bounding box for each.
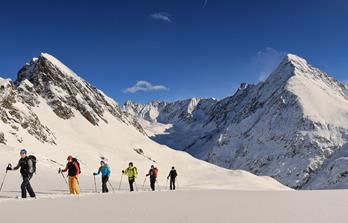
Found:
[128,178,135,192]
[170,178,176,190]
[21,175,36,198]
[102,175,109,193]
[150,177,156,191]
[68,176,80,195]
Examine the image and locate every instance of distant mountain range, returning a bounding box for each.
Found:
[0,53,286,191]
[124,54,348,189]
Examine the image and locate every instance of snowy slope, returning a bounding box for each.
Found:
[124,54,348,189]
[0,53,287,193]
[1,190,347,223]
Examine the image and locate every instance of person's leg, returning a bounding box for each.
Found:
[68,177,74,194]
[105,176,109,193]
[21,177,28,198]
[173,178,176,190]
[102,176,106,193]
[26,176,36,198]
[73,177,80,195]
[129,179,134,191]
[102,176,109,193]
[150,178,155,191]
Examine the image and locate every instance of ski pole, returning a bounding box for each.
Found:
[134,180,138,192]
[165,178,169,190]
[108,180,115,192]
[142,176,147,191]
[93,174,97,193]
[156,180,161,192]
[59,169,68,186]
[118,174,123,191]
[0,164,11,192]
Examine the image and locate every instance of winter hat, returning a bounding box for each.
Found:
[20,149,27,155]
[67,155,73,161]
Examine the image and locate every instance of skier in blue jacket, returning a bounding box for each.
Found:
[93,161,111,193]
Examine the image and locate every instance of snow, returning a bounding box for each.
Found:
[287,68,348,128]
[40,53,81,80]
[124,54,348,189]
[0,190,347,223]
[0,58,288,194]
[0,77,11,87]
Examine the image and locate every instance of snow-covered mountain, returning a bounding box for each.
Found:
[124,54,348,189]
[0,53,287,192]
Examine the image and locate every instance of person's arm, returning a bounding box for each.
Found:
[12,160,21,171]
[96,167,101,175]
[61,164,68,173]
[146,169,150,176]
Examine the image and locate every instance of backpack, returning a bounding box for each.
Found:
[28,155,37,174]
[72,158,81,174]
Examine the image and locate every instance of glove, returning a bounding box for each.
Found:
[6,166,12,171]
[58,168,61,174]
[122,170,125,174]
[93,173,97,175]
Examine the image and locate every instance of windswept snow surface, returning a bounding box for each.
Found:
[0,190,347,223]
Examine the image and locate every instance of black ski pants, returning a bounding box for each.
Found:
[129,178,135,192]
[170,178,176,190]
[21,175,36,198]
[150,177,156,191]
[102,175,109,193]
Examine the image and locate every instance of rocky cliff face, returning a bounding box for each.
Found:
[124,54,348,189]
[0,53,145,146]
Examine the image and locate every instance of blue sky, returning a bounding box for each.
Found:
[0,0,347,103]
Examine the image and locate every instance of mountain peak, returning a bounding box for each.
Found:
[282,53,310,70]
[285,53,307,63]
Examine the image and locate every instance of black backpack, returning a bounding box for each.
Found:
[28,155,37,173]
[72,158,81,174]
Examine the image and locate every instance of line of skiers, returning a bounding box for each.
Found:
[2,150,178,198]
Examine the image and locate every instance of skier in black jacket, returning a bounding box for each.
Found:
[167,166,177,190]
[7,149,36,198]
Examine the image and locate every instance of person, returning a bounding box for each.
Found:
[59,155,80,195]
[122,162,138,192]
[167,166,177,190]
[146,165,158,191]
[93,160,111,193]
[7,149,36,198]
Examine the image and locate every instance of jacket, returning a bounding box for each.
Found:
[62,161,80,177]
[123,166,138,179]
[13,157,34,177]
[168,169,177,179]
[147,168,158,178]
[96,165,111,176]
